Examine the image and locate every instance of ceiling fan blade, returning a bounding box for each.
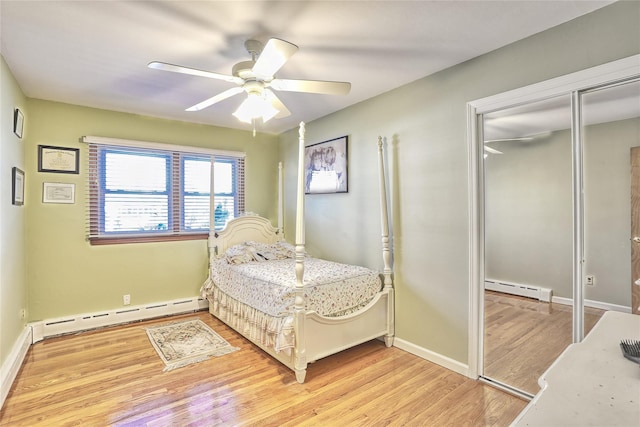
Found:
[484,146,503,155]
[264,89,291,118]
[186,87,244,112]
[252,38,298,78]
[148,61,243,84]
[484,137,534,143]
[270,78,351,95]
[484,131,552,144]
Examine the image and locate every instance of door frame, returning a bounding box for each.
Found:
[466,54,640,381]
[631,147,640,315]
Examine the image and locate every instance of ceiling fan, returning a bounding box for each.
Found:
[483,131,554,157]
[148,38,351,126]
[483,145,503,157]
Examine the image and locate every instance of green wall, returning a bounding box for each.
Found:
[279,1,640,365]
[24,100,279,320]
[0,56,27,365]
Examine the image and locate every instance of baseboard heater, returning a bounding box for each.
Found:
[31,296,209,342]
[485,279,552,302]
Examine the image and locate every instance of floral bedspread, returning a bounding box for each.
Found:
[200,241,382,352]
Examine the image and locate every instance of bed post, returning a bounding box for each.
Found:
[209,155,217,255]
[293,122,307,383]
[377,136,395,347]
[278,161,284,237]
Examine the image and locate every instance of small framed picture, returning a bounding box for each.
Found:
[12,167,25,206]
[38,145,80,174]
[14,109,24,138]
[43,182,75,204]
[304,135,348,194]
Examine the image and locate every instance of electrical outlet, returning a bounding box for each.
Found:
[585,275,595,286]
[123,294,131,305]
[20,309,26,320]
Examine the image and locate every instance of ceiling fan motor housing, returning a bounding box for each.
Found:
[232,60,258,80]
[243,81,265,96]
[244,39,263,56]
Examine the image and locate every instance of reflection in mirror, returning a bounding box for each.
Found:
[482,79,640,396]
[582,79,640,330]
[483,95,577,395]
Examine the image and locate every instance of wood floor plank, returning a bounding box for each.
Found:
[1,311,527,426]
[483,291,605,394]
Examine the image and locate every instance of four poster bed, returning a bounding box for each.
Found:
[200,122,394,383]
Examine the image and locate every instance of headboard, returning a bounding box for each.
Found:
[209,214,281,256]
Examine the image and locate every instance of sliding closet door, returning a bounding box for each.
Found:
[482,95,574,396]
[581,79,640,332]
[481,78,640,396]
[472,56,640,400]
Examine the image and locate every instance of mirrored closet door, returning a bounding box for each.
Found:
[480,77,640,397]
[582,80,640,320]
[482,95,575,396]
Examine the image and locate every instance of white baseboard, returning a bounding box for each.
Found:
[393,337,471,378]
[552,296,631,313]
[485,279,552,302]
[486,280,631,313]
[1,325,32,410]
[31,296,209,341]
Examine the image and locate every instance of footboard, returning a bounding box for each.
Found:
[256,286,394,384]
[304,288,393,363]
[207,284,394,384]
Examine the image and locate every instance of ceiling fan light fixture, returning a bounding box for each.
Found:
[233,91,279,124]
[151,37,348,125]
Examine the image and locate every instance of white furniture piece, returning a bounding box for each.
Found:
[203,122,394,383]
[512,311,640,426]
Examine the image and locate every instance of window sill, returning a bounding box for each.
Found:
[89,233,209,245]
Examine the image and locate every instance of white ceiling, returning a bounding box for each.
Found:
[0,0,615,135]
[483,79,640,141]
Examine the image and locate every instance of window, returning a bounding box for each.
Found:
[84,136,244,245]
[183,155,239,231]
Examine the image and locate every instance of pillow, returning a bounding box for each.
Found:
[223,243,255,264]
[247,240,298,260]
[221,240,302,264]
[273,240,298,258]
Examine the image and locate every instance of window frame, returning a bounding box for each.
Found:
[180,155,239,233]
[83,136,245,245]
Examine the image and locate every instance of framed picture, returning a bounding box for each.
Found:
[13,108,24,138]
[43,182,75,204]
[304,135,348,194]
[12,167,25,206]
[38,145,80,174]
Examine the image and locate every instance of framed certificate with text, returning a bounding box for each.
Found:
[14,108,24,138]
[12,167,25,206]
[42,182,75,204]
[38,145,80,174]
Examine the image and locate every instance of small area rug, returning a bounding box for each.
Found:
[146,318,239,371]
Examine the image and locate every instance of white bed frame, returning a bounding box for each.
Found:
[207,122,394,383]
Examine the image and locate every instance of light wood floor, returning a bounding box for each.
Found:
[1,310,527,426]
[484,291,605,395]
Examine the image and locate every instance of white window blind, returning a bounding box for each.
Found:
[83,136,245,244]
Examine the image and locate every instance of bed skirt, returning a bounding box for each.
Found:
[202,278,295,353]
